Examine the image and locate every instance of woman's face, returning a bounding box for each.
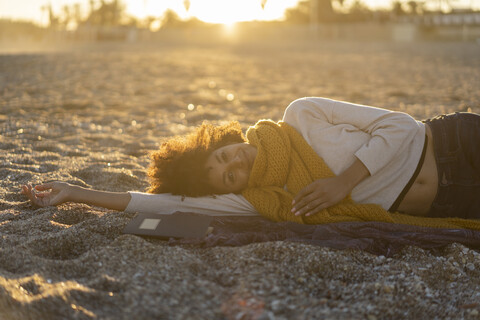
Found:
[205,143,257,194]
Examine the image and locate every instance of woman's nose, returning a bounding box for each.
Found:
[230,155,243,168]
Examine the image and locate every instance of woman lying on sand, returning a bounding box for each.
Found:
[21,97,480,229]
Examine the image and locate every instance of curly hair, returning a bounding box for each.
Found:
[147,121,246,196]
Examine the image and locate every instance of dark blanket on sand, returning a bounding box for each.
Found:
[171,215,480,256]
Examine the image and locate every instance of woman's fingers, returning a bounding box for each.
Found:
[291,188,312,212]
[295,196,337,217]
[294,197,327,216]
[292,194,313,215]
[22,183,50,194]
[292,187,318,215]
[20,184,48,207]
[30,188,43,206]
[26,186,39,205]
[34,182,54,191]
[292,184,314,205]
[35,193,49,198]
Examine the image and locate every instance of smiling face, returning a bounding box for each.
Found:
[205,143,257,194]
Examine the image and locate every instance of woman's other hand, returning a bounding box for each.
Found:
[291,177,350,216]
[21,182,72,207]
[291,158,370,217]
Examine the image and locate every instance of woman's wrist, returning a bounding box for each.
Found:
[338,158,370,192]
[68,184,84,203]
[66,185,131,211]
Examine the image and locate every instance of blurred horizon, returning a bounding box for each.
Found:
[2,0,480,28]
[1,0,297,26]
[2,0,480,52]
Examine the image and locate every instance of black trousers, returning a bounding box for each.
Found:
[425,112,480,219]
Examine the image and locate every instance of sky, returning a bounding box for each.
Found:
[1,0,479,26]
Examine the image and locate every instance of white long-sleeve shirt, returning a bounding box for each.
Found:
[125,192,257,216]
[125,97,425,215]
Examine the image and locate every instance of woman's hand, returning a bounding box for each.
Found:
[21,182,72,207]
[21,182,131,211]
[291,158,370,217]
[291,177,351,216]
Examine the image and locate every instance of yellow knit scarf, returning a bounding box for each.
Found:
[241,120,480,230]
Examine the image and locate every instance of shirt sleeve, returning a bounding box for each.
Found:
[283,97,423,176]
[124,192,259,216]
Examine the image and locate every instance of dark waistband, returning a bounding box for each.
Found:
[388,133,428,212]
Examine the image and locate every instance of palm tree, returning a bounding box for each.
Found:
[184,0,191,12]
[61,5,71,29]
[48,3,59,29]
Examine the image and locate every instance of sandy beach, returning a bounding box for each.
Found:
[1,39,480,319]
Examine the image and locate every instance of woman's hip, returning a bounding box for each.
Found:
[425,112,480,219]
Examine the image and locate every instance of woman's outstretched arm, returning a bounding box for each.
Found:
[21,182,131,211]
[21,182,259,216]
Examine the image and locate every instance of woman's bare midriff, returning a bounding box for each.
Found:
[396,124,438,216]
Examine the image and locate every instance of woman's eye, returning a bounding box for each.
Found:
[228,172,234,183]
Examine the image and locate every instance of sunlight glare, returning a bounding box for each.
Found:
[222,21,237,35]
[149,19,162,31]
[186,0,299,24]
[3,0,480,27]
